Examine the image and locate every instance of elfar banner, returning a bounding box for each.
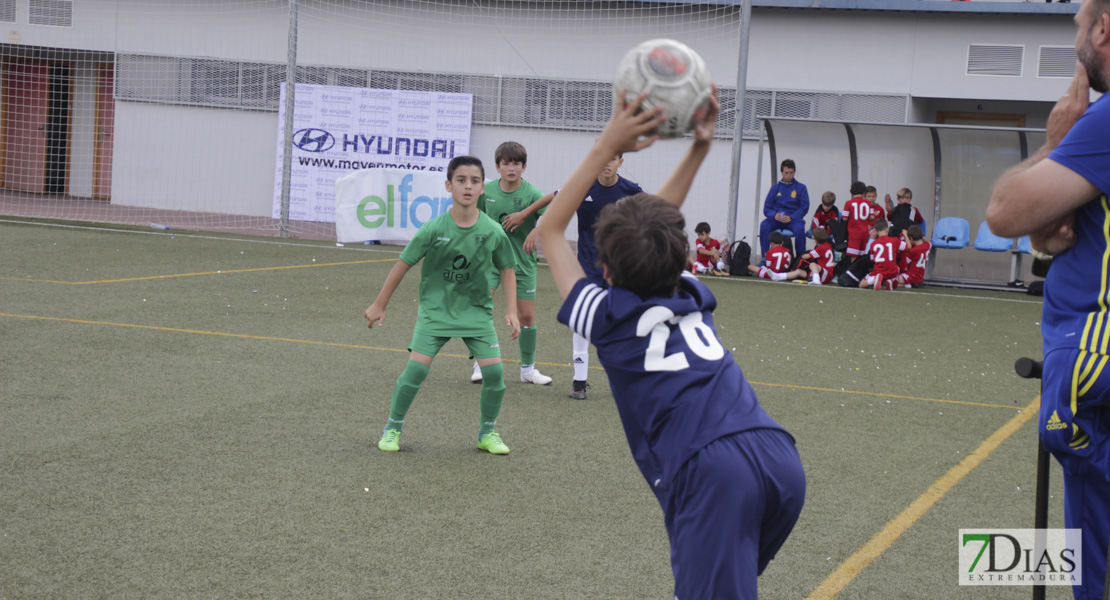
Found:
[334,169,453,243]
[272,83,472,223]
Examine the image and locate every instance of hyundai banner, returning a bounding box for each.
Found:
[272,83,472,224]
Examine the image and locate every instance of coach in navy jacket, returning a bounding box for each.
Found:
[759,159,810,258]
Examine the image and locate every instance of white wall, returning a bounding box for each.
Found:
[111,103,277,215]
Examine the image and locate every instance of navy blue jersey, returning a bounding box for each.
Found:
[557,272,789,492]
[574,177,643,278]
[1045,94,1110,354]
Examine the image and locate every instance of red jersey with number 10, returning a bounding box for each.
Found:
[843,196,875,237]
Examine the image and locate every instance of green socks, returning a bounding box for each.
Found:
[478,362,506,436]
[519,325,537,368]
[385,360,430,431]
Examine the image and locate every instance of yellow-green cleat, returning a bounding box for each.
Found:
[378,428,401,452]
[477,432,510,455]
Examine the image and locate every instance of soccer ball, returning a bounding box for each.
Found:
[613,39,713,139]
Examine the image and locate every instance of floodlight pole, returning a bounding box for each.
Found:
[725,0,752,247]
[279,0,300,238]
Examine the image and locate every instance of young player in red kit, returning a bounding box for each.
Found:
[811,191,839,235]
[860,219,906,291]
[693,221,728,276]
[841,181,876,258]
[896,224,930,289]
[864,186,886,222]
[788,228,836,285]
[748,231,793,280]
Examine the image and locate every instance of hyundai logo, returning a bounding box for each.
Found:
[293,128,335,153]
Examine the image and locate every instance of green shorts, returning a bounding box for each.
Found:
[409,331,502,359]
[486,270,538,300]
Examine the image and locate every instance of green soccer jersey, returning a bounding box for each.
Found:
[399,210,515,337]
[478,179,545,280]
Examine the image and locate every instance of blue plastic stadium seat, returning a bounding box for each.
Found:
[973,221,1013,252]
[931,217,970,249]
[774,228,794,238]
[1018,236,1032,254]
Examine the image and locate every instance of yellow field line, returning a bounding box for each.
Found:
[749,381,1022,411]
[0,258,396,284]
[0,311,1021,410]
[803,396,1041,600]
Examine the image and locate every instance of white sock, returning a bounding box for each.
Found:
[572,333,589,381]
[811,273,820,284]
[521,364,535,374]
[770,271,787,281]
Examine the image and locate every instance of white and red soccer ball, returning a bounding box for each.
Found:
[614,39,713,139]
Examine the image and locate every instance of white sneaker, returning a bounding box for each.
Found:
[520,368,553,385]
[471,361,482,383]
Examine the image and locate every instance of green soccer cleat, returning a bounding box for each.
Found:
[378,428,401,452]
[477,432,510,455]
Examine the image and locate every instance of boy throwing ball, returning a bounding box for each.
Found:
[537,88,805,600]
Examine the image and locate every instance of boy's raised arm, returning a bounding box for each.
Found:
[537,92,664,298]
[657,86,719,209]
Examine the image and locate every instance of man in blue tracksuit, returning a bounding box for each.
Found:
[759,159,810,259]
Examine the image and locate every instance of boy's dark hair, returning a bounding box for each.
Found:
[694,222,712,235]
[595,194,688,298]
[446,156,484,181]
[494,141,527,166]
[813,228,829,244]
[873,218,890,232]
[780,159,796,171]
[850,181,867,195]
[821,191,836,205]
[769,231,784,245]
[906,224,924,241]
[865,185,877,195]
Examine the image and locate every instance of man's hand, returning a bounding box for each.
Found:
[781,215,792,224]
[1046,61,1090,150]
[502,211,526,233]
[1029,212,1078,256]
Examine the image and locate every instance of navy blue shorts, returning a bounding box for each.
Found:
[663,428,805,600]
[1042,348,1110,600]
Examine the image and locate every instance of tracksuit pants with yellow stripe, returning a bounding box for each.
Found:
[1043,347,1110,600]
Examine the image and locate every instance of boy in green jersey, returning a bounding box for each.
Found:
[365,155,521,454]
[470,141,556,386]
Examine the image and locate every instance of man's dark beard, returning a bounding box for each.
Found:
[1080,39,1109,93]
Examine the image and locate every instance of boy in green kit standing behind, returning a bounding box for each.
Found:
[365,156,521,454]
[470,141,555,386]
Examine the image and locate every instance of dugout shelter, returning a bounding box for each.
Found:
[750,116,1048,289]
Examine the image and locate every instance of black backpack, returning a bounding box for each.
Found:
[825,219,848,253]
[888,204,915,239]
[837,255,874,287]
[726,239,752,276]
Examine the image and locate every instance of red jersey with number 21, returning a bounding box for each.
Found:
[869,235,906,278]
